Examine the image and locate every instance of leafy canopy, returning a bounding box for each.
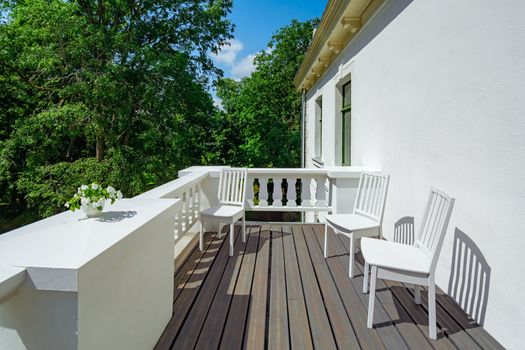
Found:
[212,18,319,168]
[0,0,233,217]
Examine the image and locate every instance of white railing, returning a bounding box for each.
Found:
[245,168,331,212]
[136,170,207,240]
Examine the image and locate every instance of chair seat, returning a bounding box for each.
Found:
[361,237,431,275]
[325,213,379,233]
[201,205,244,221]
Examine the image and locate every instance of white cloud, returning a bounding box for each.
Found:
[231,54,256,80]
[213,96,223,110]
[211,39,243,66]
[210,39,261,80]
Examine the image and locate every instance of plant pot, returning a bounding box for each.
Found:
[82,202,105,218]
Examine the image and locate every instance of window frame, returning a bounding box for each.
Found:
[314,96,323,161]
[341,81,351,165]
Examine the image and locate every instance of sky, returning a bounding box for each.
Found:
[210,0,326,82]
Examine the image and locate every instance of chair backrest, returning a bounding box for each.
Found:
[353,172,390,225]
[415,187,455,273]
[218,168,248,208]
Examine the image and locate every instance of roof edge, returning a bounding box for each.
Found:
[294,0,385,91]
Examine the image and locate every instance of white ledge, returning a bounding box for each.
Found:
[0,198,180,292]
[247,168,328,175]
[0,266,26,301]
[325,166,379,178]
[178,165,379,179]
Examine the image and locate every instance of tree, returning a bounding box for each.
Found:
[0,0,233,218]
[212,18,319,168]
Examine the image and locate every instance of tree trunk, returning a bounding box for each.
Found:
[96,135,105,161]
[123,130,130,146]
[66,137,75,160]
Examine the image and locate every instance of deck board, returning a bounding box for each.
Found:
[302,225,361,349]
[244,225,271,350]
[281,225,314,350]
[190,228,245,349]
[219,225,261,350]
[311,226,387,350]
[155,232,225,350]
[268,225,290,349]
[156,224,503,350]
[292,225,338,349]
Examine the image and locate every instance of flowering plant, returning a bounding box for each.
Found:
[65,183,123,212]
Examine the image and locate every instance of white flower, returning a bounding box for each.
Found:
[117,190,123,200]
[64,202,70,208]
[92,183,99,190]
[81,184,88,191]
[97,198,105,206]
[107,186,116,194]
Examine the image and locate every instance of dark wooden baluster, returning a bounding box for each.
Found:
[253,178,260,206]
[295,179,302,206]
[267,178,274,206]
[281,178,288,206]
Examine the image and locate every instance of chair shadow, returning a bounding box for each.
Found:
[371,222,490,338]
[384,228,490,339]
[447,228,491,326]
[393,216,415,245]
[96,210,138,223]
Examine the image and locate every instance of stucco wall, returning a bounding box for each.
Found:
[0,290,78,349]
[305,0,525,348]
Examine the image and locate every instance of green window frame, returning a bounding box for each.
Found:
[315,97,323,159]
[341,81,351,165]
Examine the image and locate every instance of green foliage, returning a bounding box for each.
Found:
[16,158,111,217]
[0,0,233,218]
[211,18,319,168]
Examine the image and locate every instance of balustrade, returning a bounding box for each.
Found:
[245,169,332,212]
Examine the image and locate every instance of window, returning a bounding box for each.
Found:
[341,81,351,165]
[314,97,323,160]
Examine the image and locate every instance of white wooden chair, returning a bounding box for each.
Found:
[200,168,248,256]
[324,172,390,278]
[362,187,455,340]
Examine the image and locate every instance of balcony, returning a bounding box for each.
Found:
[0,166,503,349]
[156,224,502,350]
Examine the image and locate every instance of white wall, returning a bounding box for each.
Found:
[305,0,525,348]
[77,207,175,350]
[0,290,78,349]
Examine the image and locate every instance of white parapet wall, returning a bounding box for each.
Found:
[0,199,179,350]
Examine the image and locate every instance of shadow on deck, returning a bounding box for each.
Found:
[155,224,503,350]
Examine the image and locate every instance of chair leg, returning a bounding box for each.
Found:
[324,224,328,258]
[229,223,234,256]
[218,223,223,239]
[242,214,246,243]
[428,279,437,339]
[363,262,369,293]
[414,284,421,304]
[367,265,378,329]
[349,235,355,278]
[199,218,204,251]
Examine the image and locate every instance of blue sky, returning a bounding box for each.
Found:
[211,0,325,81]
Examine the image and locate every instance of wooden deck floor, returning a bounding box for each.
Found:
[155,224,503,350]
